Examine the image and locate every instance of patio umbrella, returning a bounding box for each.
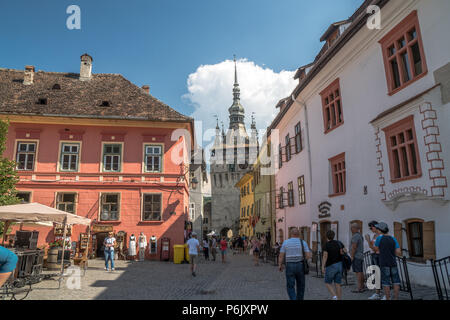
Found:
[0,202,91,282]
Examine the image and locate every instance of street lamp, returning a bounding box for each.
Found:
[190,177,199,190]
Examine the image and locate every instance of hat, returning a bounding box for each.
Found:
[368,220,378,228]
[191,232,197,236]
[375,222,389,233]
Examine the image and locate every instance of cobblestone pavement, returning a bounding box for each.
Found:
[25,253,438,300]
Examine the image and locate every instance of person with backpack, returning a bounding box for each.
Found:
[321,230,344,300]
[374,222,402,300]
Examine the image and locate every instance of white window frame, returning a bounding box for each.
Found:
[15,140,38,171]
[59,142,81,172]
[143,144,163,173]
[102,143,122,172]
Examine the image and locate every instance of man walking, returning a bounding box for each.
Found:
[374,222,402,300]
[278,227,311,300]
[322,230,343,300]
[350,223,365,293]
[187,232,201,277]
[210,235,217,262]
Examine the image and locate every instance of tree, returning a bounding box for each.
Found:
[0,119,20,236]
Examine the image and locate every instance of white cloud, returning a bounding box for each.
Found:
[183,58,297,147]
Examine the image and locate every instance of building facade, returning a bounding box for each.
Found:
[235,172,254,237]
[189,148,208,238]
[268,0,450,286]
[210,58,258,237]
[0,54,194,260]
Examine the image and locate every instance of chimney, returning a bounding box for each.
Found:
[142,85,150,94]
[79,53,93,81]
[23,65,35,85]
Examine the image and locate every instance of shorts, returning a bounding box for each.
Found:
[0,248,18,273]
[381,266,401,287]
[189,254,197,264]
[253,248,259,253]
[325,262,343,284]
[221,249,227,255]
[352,258,364,273]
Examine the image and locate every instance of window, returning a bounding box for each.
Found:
[320,78,343,133]
[142,194,162,221]
[60,143,80,171]
[16,141,37,171]
[56,193,76,213]
[407,222,423,257]
[379,11,427,95]
[219,174,223,188]
[144,145,162,172]
[285,134,291,162]
[214,174,217,187]
[287,182,294,207]
[100,193,120,221]
[278,144,283,168]
[382,115,421,182]
[247,206,249,217]
[189,203,195,220]
[16,192,31,203]
[329,153,346,196]
[297,175,306,205]
[102,144,121,172]
[295,122,302,153]
[279,187,285,209]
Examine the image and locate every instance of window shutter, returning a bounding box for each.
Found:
[393,222,403,252]
[423,221,436,261]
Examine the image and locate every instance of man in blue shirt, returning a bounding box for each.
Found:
[279,227,311,300]
[374,222,402,300]
[0,246,18,287]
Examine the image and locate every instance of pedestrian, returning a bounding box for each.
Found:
[210,235,217,261]
[374,222,402,300]
[278,227,312,300]
[220,236,228,263]
[187,232,201,277]
[243,238,248,254]
[0,245,18,287]
[128,234,137,261]
[203,236,209,261]
[322,230,344,300]
[365,220,383,300]
[138,232,147,262]
[251,236,261,266]
[104,232,116,271]
[350,223,365,293]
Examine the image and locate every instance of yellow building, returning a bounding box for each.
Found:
[235,172,254,237]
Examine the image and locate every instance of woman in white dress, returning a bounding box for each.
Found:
[138,232,147,262]
[128,234,137,261]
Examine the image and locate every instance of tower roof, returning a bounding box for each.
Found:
[229,56,245,129]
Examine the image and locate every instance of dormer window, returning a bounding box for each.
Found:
[36,98,47,105]
[100,100,111,107]
[52,84,61,90]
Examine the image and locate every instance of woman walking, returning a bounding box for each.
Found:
[251,237,261,266]
[104,232,116,271]
[220,236,228,263]
[203,237,210,261]
[128,234,137,261]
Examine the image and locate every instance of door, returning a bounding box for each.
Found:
[96,232,108,258]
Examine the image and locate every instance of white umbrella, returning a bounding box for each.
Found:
[0,202,91,225]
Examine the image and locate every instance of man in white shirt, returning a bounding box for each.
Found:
[187,232,200,277]
[103,232,116,271]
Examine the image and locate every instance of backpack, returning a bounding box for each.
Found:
[338,241,352,271]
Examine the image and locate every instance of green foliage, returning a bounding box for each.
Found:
[0,119,20,235]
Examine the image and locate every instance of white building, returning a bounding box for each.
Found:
[268,0,450,286]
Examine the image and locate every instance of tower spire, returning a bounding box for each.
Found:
[234,55,238,85]
[228,55,245,129]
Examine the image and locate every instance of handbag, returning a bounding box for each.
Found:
[300,239,310,275]
[338,241,352,271]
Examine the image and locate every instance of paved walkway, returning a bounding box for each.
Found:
[25,253,438,300]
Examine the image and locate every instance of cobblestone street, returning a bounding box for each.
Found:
[25,253,439,300]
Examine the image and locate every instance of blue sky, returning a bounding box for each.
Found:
[0,0,363,122]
